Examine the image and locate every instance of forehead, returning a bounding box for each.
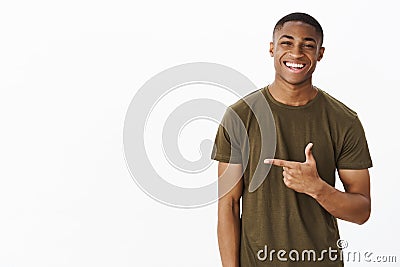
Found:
[274,21,321,42]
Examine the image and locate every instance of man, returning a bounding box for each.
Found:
[211,12,372,267]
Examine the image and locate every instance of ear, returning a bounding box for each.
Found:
[317,47,325,61]
[269,42,274,57]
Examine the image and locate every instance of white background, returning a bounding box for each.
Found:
[1,0,399,266]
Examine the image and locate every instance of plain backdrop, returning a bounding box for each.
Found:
[0,0,399,266]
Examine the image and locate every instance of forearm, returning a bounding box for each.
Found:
[217,201,241,267]
[310,180,371,225]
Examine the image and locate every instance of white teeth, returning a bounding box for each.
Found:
[285,62,305,69]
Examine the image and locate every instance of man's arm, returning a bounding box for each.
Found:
[264,143,371,225]
[217,162,243,267]
[312,169,370,225]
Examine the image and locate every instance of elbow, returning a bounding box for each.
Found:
[355,204,371,225]
[356,213,370,225]
[357,210,371,225]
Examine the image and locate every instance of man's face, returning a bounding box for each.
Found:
[269,21,325,86]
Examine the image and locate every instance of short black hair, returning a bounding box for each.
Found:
[273,12,324,45]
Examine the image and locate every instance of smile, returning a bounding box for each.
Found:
[284,61,305,70]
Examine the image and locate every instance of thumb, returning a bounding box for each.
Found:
[305,143,315,163]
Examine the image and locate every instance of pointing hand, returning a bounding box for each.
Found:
[264,143,323,196]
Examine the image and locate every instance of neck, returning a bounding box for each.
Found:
[268,80,318,106]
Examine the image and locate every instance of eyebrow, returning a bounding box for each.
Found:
[279,35,317,43]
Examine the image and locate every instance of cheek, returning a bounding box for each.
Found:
[274,57,281,68]
[273,50,284,61]
[306,53,320,64]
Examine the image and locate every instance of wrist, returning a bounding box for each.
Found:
[308,177,326,199]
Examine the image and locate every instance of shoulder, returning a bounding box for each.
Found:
[318,88,359,123]
[228,88,266,117]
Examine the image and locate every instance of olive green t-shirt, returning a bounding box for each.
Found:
[211,86,372,267]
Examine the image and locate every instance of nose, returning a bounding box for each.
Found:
[288,45,304,58]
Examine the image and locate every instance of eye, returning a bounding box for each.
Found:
[280,41,292,46]
[303,44,315,49]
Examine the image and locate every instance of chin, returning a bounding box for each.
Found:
[281,77,308,86]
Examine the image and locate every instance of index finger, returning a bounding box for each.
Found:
[264,158,297,168]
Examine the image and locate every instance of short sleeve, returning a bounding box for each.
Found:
[336,116,373,169]
[211,107,243,164]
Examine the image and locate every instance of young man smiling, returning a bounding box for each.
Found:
[211,13,372,267]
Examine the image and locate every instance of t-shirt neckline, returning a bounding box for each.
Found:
[262,85,321,110]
